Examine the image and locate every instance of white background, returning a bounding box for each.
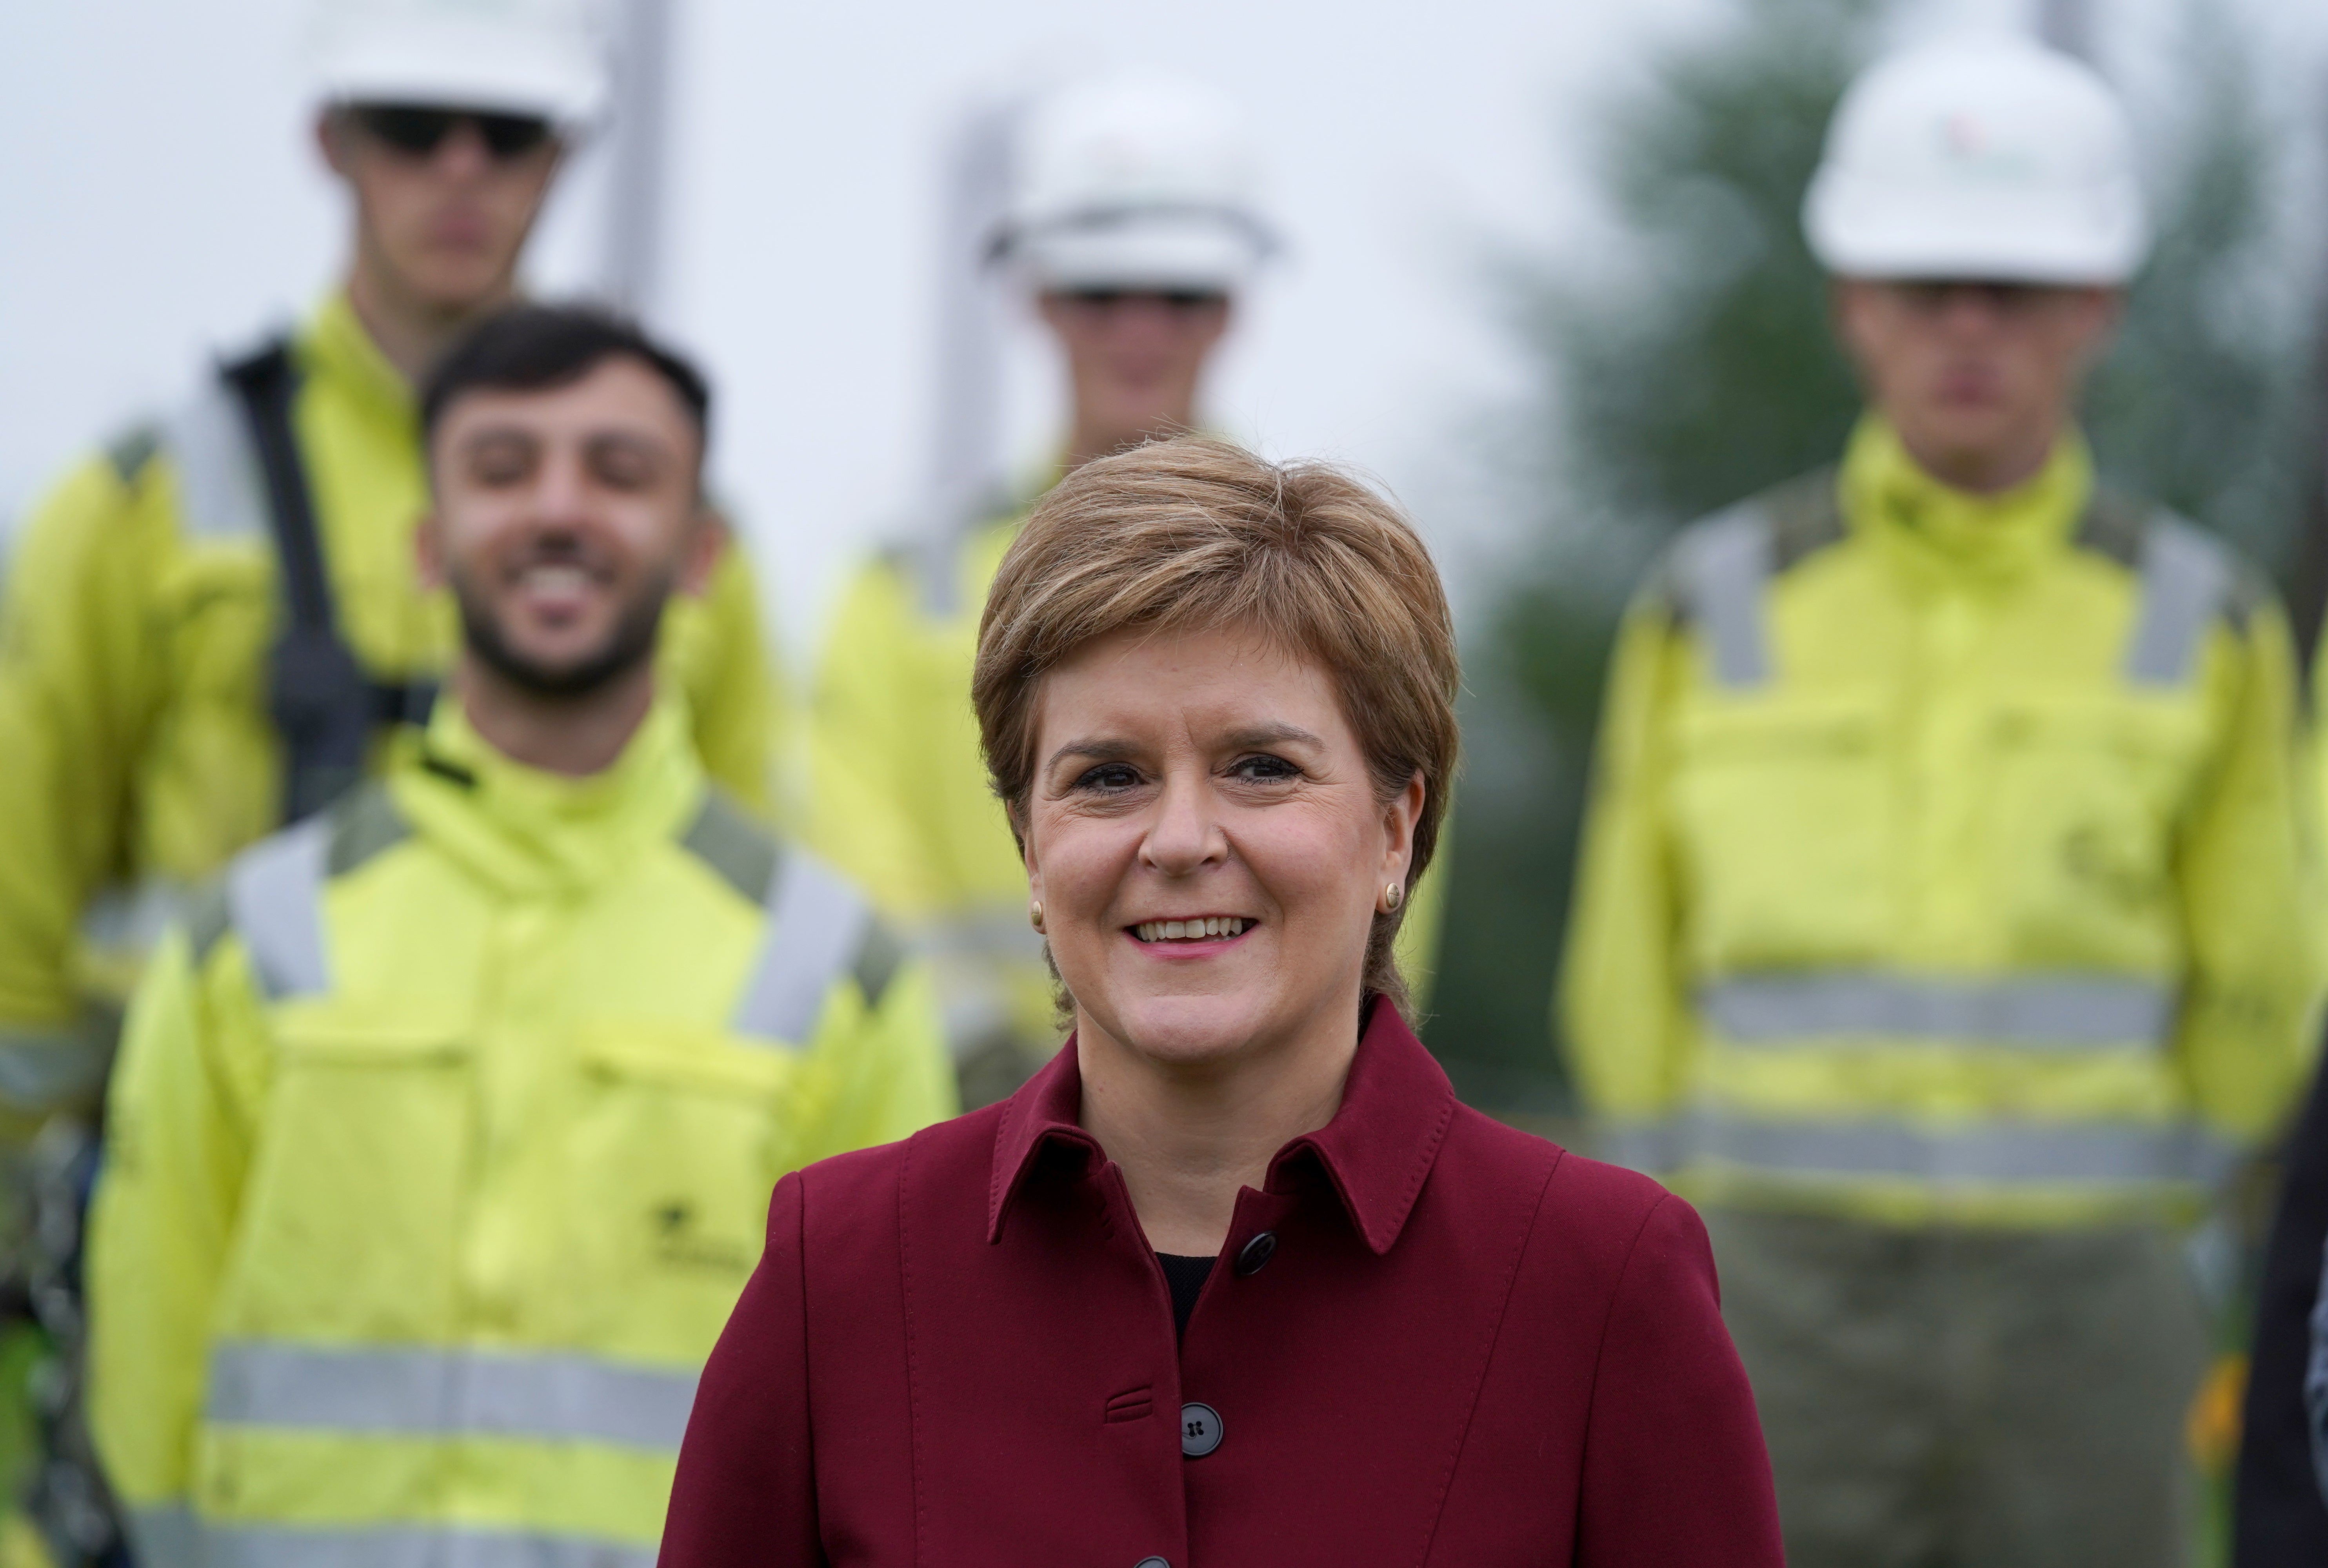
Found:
[2,0,2321,662]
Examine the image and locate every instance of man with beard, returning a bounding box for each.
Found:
[81,307,953,1568]
[0,0,780,1132]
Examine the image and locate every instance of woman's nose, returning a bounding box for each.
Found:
[1140,771,1226,874]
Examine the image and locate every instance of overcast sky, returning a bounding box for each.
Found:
[3,0,2319,657]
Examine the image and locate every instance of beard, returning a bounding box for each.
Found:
[450,561,675,701]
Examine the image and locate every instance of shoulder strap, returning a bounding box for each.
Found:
[220,341,333,637]
[218,341,437,822]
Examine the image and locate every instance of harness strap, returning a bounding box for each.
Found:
[217,341,437,823]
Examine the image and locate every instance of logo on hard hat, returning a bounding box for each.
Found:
[1940,113,1987,157]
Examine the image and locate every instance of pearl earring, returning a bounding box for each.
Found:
[1030,901,1045,933]
[1383,883,1404,912]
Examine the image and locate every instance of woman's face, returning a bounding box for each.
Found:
[1023,621,1423,1072]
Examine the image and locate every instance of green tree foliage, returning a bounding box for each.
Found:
[2086,18,2319,581]
[1423,0,2319,1110]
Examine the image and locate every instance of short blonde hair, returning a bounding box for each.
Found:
[973,436,1459,1016]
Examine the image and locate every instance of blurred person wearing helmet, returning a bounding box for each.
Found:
[810,76,1330,1107]
[0,5,782,1561]
[82,307,953,1568]
[0,0,782,1136]
[1560,34,2321,1566]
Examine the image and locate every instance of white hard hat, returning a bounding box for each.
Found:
[999,76,1273,294]
[1803,34,2148,285]
[310,0,611,126]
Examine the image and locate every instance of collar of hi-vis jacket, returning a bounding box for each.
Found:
[300,287,420,438]
[1838,413,2092,590]
[388,690,704,899]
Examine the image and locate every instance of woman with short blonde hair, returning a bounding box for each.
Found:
[663,436,1781,1567]
[973,436,1457,1018]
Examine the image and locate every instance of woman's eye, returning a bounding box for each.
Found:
[1231,754,1299,781]
[1074,763,1143,791]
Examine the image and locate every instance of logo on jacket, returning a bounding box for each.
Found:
[651,1200,747,1274]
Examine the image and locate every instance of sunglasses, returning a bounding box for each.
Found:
[349,103,556,160]
[1062,289,1228,310]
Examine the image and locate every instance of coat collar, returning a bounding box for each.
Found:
[987,1000,1457,1256]
[387,691,704,897]
[1838,412,2092,587]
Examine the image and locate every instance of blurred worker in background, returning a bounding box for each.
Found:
[0,0,779,1131]
[0,2,779,1557]
[1561,34,2321,1566]
[805,76,1273,1105]
[84,307,952,1568]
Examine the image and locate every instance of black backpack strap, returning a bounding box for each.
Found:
[221,342,332,637]
[219,341,437,824]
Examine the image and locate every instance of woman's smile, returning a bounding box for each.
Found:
[1127,914,1257,951]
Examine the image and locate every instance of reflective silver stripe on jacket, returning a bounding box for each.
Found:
[124,1504,201,1568]
[198,1522,657,1568]
[1698,972,2174,1049]
[731,851,871,1044]
[923,907,1048,967]
[2126,517,2231,684]
[1689,1112,2235,1188]
[1670,498,2231,691]
[226,818,332,1000]
[205,1342,698,1452]
[1595,1121,1686,1177]
[160,373,269,542]
[1670,503,1772,688]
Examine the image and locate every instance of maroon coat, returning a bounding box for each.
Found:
[660,1005,1781,1567]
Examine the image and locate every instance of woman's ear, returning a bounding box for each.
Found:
[1383,770,1426,881]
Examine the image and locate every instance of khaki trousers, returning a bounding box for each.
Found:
[1703,1207,2209,1568]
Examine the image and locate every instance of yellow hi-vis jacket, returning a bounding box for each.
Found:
[85,694,953,1568]
[1560,417,2323,1227]
[0,292,782,1114]
[806,512,1055,1060]
[805,501,1449,1067]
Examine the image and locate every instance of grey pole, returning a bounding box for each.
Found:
[602,0,673,318]
[2035,0,2094,62]
[914,94,1023,613]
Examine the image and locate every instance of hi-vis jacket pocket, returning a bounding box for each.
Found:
[1986,695,2208,966]
[1671,698,1886,967]
[227,1012,474,1341]
[562,1026,797,1361]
